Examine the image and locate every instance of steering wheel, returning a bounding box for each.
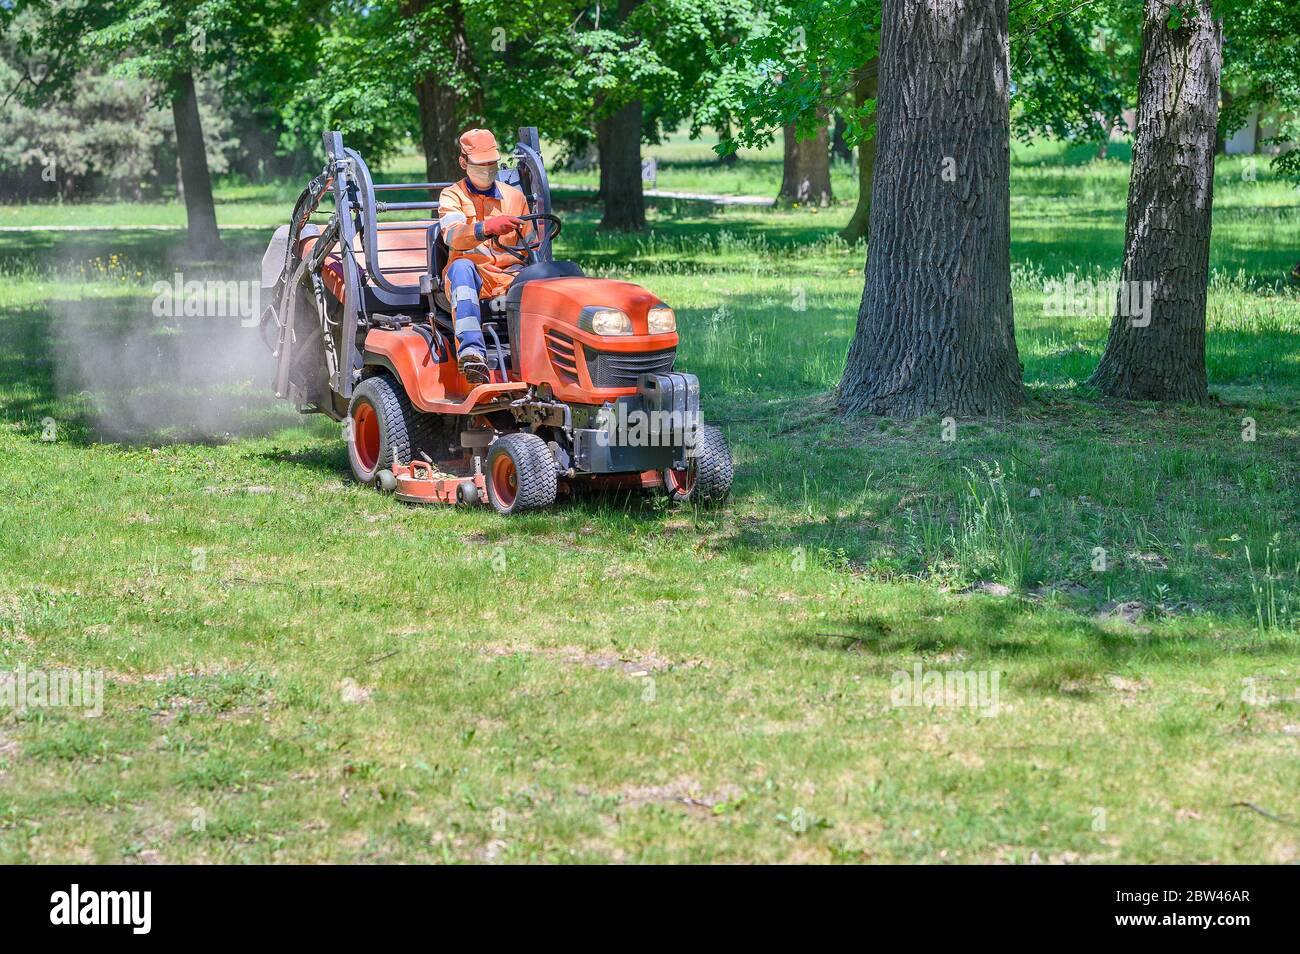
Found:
[490,213,562,263]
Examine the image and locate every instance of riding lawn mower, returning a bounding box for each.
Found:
[259,128,732,514]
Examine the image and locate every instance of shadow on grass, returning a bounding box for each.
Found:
[790,593,1296,675]
[256,443,348,477]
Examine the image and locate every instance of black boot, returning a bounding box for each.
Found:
[459,348,490,384]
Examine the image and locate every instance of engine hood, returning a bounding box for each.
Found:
[520,277,665,327]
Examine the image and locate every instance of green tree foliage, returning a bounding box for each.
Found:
[1218,0,1300,177]
[282,0,421,165]
[481,0,755,157]
[1010,7,1132,147]
[0,3,245,200]
[4,0,317,251]
[0,50,235,200]
[714,0,879,154]
[716,0,1138,155]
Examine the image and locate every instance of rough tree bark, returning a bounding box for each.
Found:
[1089,0,1221,403]
[410,0,483,182]
[597,99,647,230]
[777,111,832,206]
[838,0,1021,418]
[839,62,878,243]
[1094,116,1113,159]
[171,68,222,258]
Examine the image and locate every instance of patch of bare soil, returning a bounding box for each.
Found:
[1029,580,1090,599]
[958,581,1013,597]
[0,727,20,770]
[104,664,234,686]
[480,644,705,675]
[616,775,742,813]
[1096,600,1147,624]
[338,678,373,704]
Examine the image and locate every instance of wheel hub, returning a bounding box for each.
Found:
[352,403,380,472]
[491,454,518,508]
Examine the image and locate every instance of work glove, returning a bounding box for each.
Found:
[480,215,523,238]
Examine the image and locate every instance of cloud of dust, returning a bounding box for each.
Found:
[48,249,293,443]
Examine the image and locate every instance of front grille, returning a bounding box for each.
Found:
[546,330,579,383]
[585,347,676,389]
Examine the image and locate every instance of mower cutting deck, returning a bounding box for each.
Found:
[259,127,732,514]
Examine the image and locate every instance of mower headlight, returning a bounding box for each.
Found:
[581,307,633,336]
[647,306,676,335]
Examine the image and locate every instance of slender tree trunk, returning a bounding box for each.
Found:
[831,112,852,163]
[1216,86,1232,154]
[1095,115,1112,159]
[777,112,832,206]
[718,126,738,166]
[410,0,483,182]
[596,110,611,201]
[1089,0,1221,403]
[598,98,647,230]
[171,68,222,257]
[838,0,1021,419]
[839,62,878,243]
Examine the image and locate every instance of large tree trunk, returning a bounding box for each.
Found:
[839,62,878,243]
[410,0,483,182]
[1089,0,1221,403]
[171,69,222,258]
[597,98,647,231]
[838,0,1021,418]
[777,113,832,206]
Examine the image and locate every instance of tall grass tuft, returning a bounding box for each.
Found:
[1246,537,1296,637]
[954,462,1037,589]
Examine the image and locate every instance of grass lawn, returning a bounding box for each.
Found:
[0,140,1297,863]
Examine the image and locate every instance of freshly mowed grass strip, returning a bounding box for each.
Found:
[0,147,1297,862]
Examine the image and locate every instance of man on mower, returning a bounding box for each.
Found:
[437,128,532,384]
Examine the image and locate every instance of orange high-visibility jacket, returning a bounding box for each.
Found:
[438,177,532,298]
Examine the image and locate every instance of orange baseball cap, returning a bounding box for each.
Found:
[459,128,500,164]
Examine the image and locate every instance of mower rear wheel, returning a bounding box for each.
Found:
[486,433,557,515]
[664,424,733,506]
[347,375,419,486]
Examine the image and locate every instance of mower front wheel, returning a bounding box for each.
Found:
[347,375,417,486]
[486,433,558,515]
[664,424,733,506]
